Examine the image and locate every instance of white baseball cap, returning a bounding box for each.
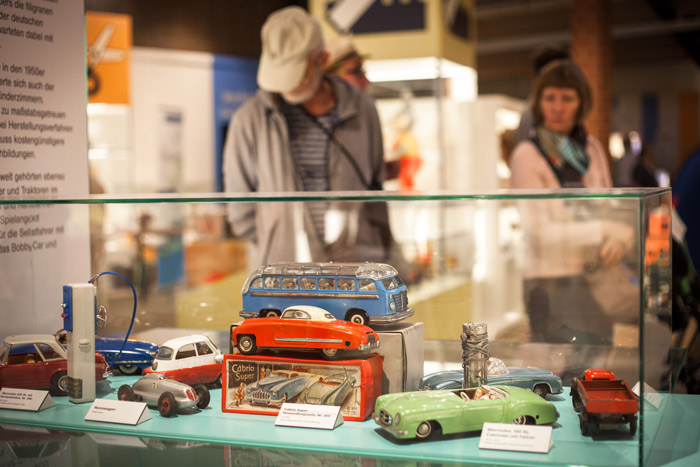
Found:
[257,6,322,93]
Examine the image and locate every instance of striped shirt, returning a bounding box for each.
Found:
[282,102,339,242]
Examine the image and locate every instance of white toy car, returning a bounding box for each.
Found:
[143,335,223,386]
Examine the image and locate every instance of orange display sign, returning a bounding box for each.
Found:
[86,12,132,104]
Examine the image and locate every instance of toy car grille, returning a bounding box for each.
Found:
[249,390,271,403]
[378,409,392,426]
[392,291,408,312]
[367,334,377,344]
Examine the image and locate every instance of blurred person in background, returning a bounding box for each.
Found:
[513,45,571,146]
[223,7,401,269]
[510,59,634,345]
[324,35,370,92]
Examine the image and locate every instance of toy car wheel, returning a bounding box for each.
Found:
[415,421,433,439]
[158,392,178,417]
[117,385,135,402]
[629,415,638,436]
[321,348,340,360]
[118,364,140,375]
[49,370,68,397]
[533,384,550,398]
[194,384,210,409]
[260,309,280,318]
[513,415,534,425]
[346,310,368,325]
[237,335,257,355]
[579,414,589,436]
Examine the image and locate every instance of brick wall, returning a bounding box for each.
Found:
[571,0,612,160]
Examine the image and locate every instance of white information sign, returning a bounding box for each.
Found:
[632,381,662,409]
[0,0,91,339]
[0,387,55,412]
[479,423,554,454]
[85,398,152,426]
[275,403,344,430]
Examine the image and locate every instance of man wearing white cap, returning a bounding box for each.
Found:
[223,6,392,268]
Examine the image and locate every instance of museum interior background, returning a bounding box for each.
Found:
[1,1,698,383]
[0,0,699,464]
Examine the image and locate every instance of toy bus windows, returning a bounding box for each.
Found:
[264,277,280,289]
[300,278,317,290]
[251,278,263,288]
[319,278,335,290]
[359,279,377,291]
[381,278,397,290]
[282,278,298,289]
[338,278,355,291]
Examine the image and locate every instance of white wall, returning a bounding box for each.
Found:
[131,48,216,193]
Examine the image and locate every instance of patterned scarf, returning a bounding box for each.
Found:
[536,126,590,178]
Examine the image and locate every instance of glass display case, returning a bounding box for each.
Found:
[1,187,693,466]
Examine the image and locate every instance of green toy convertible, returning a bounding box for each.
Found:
[373,384,559,440]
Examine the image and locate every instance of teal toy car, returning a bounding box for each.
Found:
[373,385,558,440]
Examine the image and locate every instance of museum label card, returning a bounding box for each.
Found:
[275,403,343,430]
[631,381,662,409]
[479,423,553,454]
[85,398,152,425]
[0,388,55,412]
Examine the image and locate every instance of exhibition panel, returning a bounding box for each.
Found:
[0,188,682,466]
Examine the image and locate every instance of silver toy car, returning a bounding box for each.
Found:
[117,373,210,417]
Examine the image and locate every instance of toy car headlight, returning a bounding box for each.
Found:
[394,413,401,425]
[389,302,395,311]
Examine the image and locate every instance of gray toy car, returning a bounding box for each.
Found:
[117,373,210,417]
[298,373,355,406]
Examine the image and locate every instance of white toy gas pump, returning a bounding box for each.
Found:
[60,272,137,404]
[60,283,108,403]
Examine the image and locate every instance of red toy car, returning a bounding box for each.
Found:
[0,334,111,396]
[582,368,616,381]
[231,305,380,360]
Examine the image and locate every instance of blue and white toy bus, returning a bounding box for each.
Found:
[239,262,413,325]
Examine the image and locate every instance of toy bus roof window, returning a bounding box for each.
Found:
[257,262,399,280]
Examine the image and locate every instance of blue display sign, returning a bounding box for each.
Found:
[213,56,258,192]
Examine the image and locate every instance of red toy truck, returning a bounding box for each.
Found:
[570,369,639,436]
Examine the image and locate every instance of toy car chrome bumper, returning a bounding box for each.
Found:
[369,308,414,324]
[372,412,408,436]
[239,310,257,319]
[358,341,380,352]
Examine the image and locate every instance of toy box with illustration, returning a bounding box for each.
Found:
[221,353,383,421]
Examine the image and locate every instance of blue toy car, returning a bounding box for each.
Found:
[55,330,157,375]
[420,357,563,398]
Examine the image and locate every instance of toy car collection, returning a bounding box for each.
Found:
[373,384,559,440]
[570,369,639,436]
[143,335,223,386]
[54,329,158,375]
[231,305,379,360]
[118,373,210,417]
[0,334,111,396]
[239,262,413,325]
[419,357,563,398]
